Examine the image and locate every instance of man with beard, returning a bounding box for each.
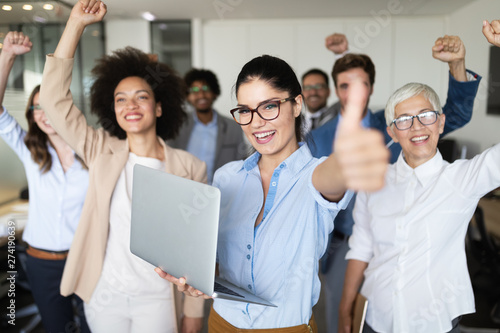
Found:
[301,68,340,133]
[301,33,350,133]
[170,69,246,183]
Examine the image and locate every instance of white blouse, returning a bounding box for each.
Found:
[348,143,500,333]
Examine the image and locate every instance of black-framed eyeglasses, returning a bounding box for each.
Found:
[29,105,43,112]
[303,83,327,91]
[230,97,296,125]
[391,110,439,130]
[188,85,210,94]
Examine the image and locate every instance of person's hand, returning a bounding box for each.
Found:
[154,267,212,299]
[338,306,353,333]
[333,79,388,192]
[69,0,107,27]
[432,35,465,65]
[181,316,203,333]
[483,20,500,47]
[2,32,32,57]
[325,33,348,54]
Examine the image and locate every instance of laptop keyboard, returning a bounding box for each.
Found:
[214,281,245,298]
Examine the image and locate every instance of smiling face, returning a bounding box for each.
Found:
[387,93,445,168]
[113,76,161,137]
[335,67,373,118]
[32,93,56,136]
[187,80,217,114]
[237,79,302,163]
[302,73,330,113]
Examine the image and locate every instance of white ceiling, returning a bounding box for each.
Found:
[0,0,476,24]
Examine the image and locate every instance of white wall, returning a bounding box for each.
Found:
[445,0,500,155]
[198,16,448,122]
[197,9,499,155]
[105,20,151,54]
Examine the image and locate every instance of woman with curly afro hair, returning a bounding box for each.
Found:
[40,1,207,332]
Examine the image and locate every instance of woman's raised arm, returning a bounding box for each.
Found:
[54,0,107,59]
[0,32,32,112]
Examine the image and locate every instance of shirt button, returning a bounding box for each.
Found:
[247,244,251,250]
[246,255,251,260]
[273,172,278,177]
[280,164,284,168]
[271,182,276,186]
[248,284,252,290]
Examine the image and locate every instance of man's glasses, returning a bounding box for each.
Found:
[230,97,295,125]
[188,85,210,94]
[303,84,327,91]
[391,110,439,130]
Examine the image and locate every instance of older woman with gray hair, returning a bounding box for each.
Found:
[338,82,500,333]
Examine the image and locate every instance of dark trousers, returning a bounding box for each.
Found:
[25,254,90,333]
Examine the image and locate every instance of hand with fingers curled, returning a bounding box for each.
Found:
[432,35,465,64]
[154,267,212,299]
[325,33,349,55]
[69,0,107,27]
[483,19,500,47]
[1,31,32,57]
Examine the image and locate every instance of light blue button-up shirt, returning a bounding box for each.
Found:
[0,108,89,251]
[212,143,352,328]
[186,111,218,184]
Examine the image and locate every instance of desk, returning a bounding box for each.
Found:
[0,199,28,247]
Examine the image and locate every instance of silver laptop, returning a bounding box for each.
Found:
[130,164,275,307]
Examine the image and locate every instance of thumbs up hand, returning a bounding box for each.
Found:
[333,79,388,192]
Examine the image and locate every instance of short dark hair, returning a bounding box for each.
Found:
[184,68,221,97]
[90,46,187,140]
[332,53,376,88]
[301,68,329,87]
[235,55,304,143]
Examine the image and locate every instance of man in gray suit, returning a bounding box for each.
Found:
[301,68,340,133]
[170,69,246,183]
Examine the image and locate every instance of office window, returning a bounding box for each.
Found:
[151,21,191,76]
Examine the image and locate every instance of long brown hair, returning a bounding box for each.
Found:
[23,85,87,173]
[24,85,52,173]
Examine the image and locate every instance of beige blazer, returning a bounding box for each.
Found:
[40,55,207,323]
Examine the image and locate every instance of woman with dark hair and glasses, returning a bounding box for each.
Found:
[339,82,500,333]
[0,31,90,332]
[39,1,206,332]
[157,51,390,330]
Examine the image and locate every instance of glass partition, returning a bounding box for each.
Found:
[151,21,191,77]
